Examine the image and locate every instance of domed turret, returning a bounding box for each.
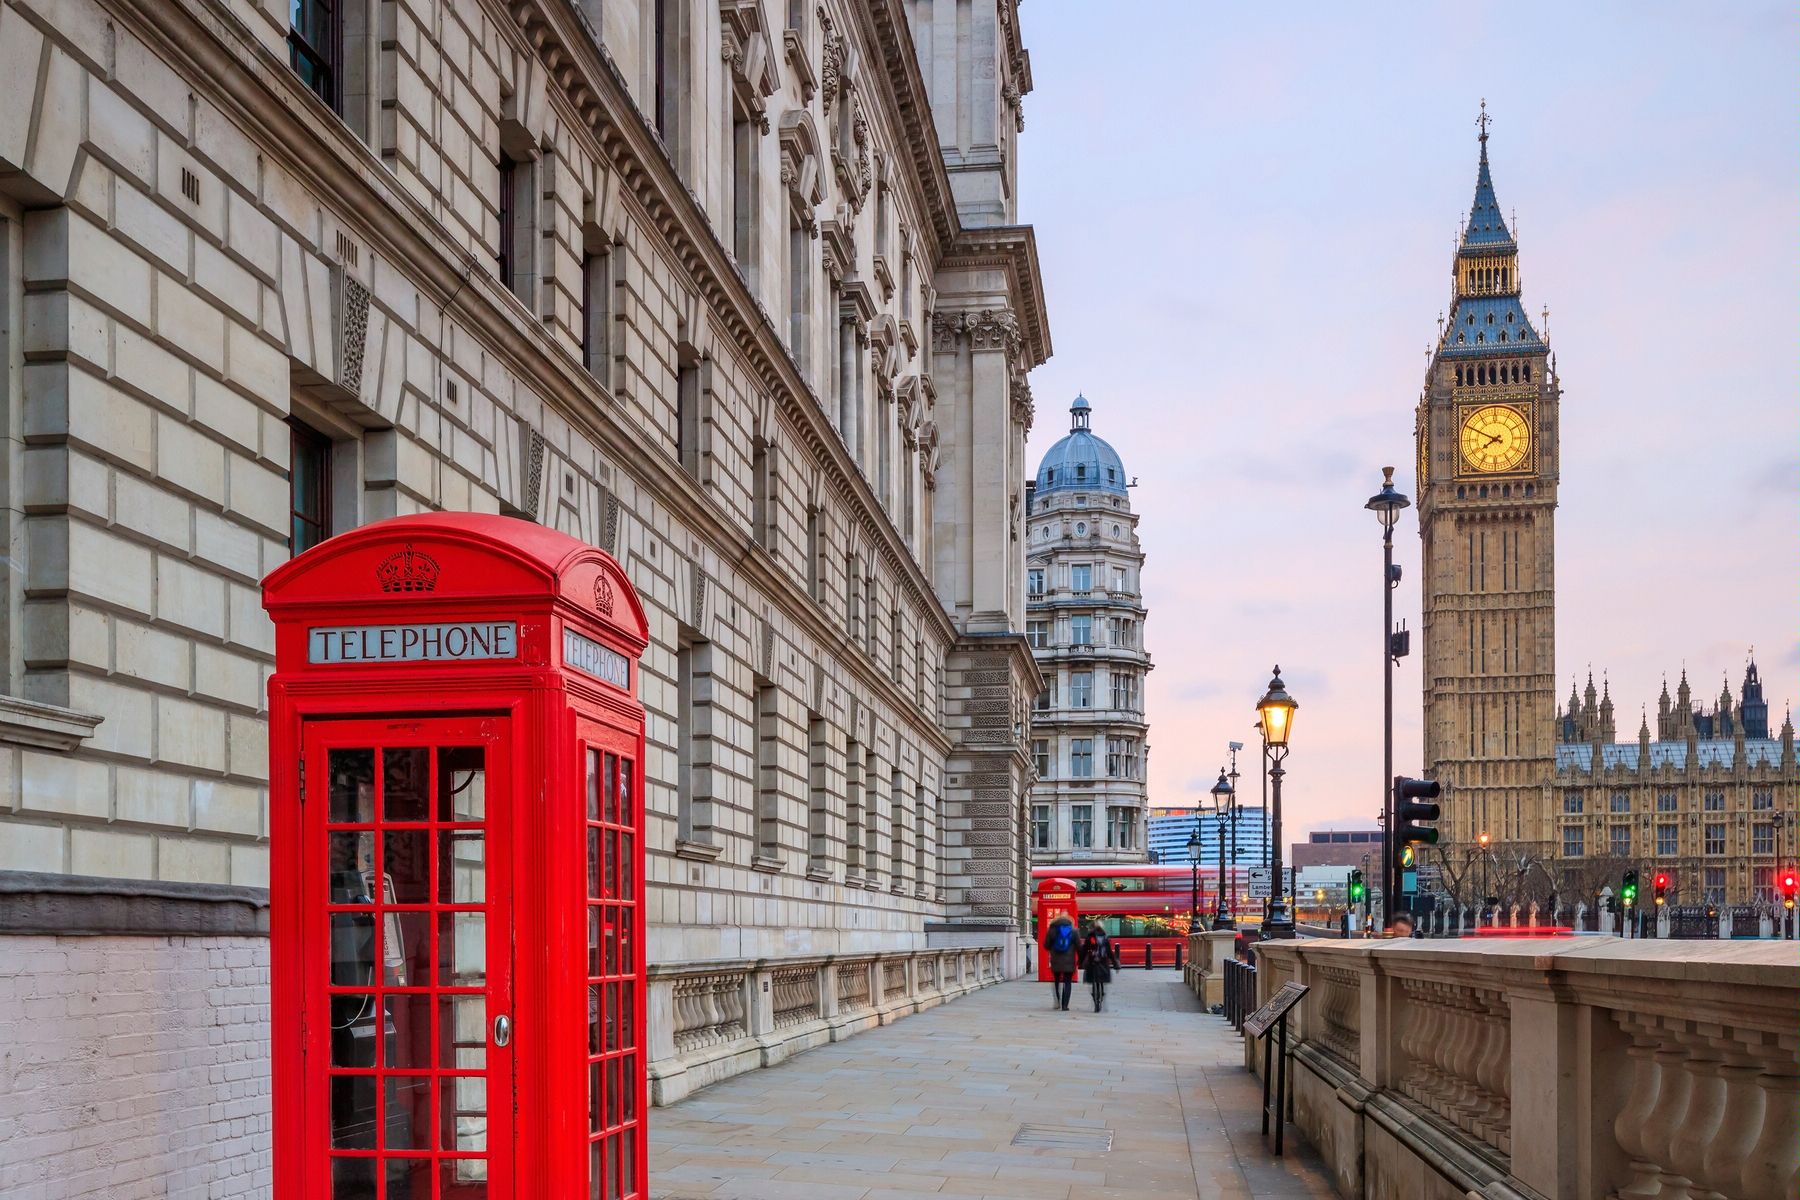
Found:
[1034,395,1129,498]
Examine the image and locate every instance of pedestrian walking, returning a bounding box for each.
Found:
[1080,922,1114,1011]
[1045,914,1079,1011]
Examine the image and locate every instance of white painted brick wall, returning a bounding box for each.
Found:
[0,935,272,1199]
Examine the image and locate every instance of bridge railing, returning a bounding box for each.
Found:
[1245,936,1796,1200]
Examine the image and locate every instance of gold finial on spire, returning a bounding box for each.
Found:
[1476,98,1492,146]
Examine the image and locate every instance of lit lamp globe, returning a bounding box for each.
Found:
[1365,465,1411,530]
[1256,670,1297,750]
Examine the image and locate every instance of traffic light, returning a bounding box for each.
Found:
[1348,869,1365,903]
[1653,872,1668,906]
[1620,870,1638,907]
[1393,777,1442,847]
[1782,870,1798,911]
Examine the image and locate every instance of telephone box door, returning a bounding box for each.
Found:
[576,716,647,1199]
[302,715,515,1199]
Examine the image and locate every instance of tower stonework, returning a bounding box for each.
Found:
[1416,117,1560,851]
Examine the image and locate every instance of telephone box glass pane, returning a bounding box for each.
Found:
[330,750,375,822]
[330,992,377,1067]
[586,828,602,899]
[439,747,486,820]
[386,910,430,988]
[440,995,486,1069]
[385,993,431,1071]
[331,1074,377,1147]
[384,748,431,821]
[441,1159,489,1198]
[439,913,486,986]
[331,1156,377,1198]
[386,1156,432,1199]
[329,834,376,906]
[384,1076,432,1150]
[441,1074,488,1152]
[604,753,617,823]
[587,751,601,820]
[439,830,485,903]
[384,830,430,903]
[619,759,633,824]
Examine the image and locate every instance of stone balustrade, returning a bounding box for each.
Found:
[1245,937,1796,1200]
[647,945,1004,1104]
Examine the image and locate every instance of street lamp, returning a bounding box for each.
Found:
[1186,829,1204,933]
[1210,767,1235,929]
[1257,666,1298,939]
[1365,467,1410,925]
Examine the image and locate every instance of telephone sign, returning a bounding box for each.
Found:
[265,513,650,1200]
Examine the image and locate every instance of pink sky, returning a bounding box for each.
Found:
[1017,3,1798,836]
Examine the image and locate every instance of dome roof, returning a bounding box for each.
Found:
[1034,395,1129,497]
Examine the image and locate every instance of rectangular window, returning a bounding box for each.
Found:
[914,783,929,888]
[676,635,714,843]
[752,438,778,553]
[497,154,522,299]
[1703,867,1725,904]
[1027,568,1044,597]
[1609,791,1630,813]
[676,347,701,477]
[1032,739,1049,778]
[787,215,811,375]
[1071,804,1092,849]
[1070,671,1092,709]
[1704,822,1725,856]
[1070,615,1092,646]
[1031,804,1052,851]
[1106,738,1123,778]
[1753,789,1775,810]
[755,680,780,863]
[1703,790,1724,812]
[1111,672,1135,710]
[805,506,823,601]
[1110,566,1127,592]
[889,606,902,685]
[1070,564,1092,593]
[1656,824,1678,857]
[1753,822,1775,855]
[731,107,756,278]
[1753,866,1775,903]
[807,713,830,875]
[863,747,879,879]
[1070,738,1093,779]
[890,768,904,883]
[1656,791,1678,813]
[1562,790,1584,815]
[1033,685,1052,713]
[654,0,681,150]
[1026,620,1048,649]
[844,736,863,878]
[288,420,333,554]
[1124,741,1140,781]
[1610,824,1630,857]
[289,0,339,109]
[1562,825,1584,857]
[1107,807,1137,851]
[582,244,612,379]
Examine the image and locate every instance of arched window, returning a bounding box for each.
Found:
[1506,311,1514,323]
[1456,333,1466,344]
[1477,331,1485,343]
[1523,363,1532,381]
[1499,331,1508,342]
[1502,484,1511,498]
[1512,364,1521,383]
[1467,314,1475,325]
[1487,312,1495,325]
[1455,367,1464,386]
[1457,486,1467,499]
[1480,485,1489,498]
[1524,483,1534,497]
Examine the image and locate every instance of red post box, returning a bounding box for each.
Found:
[263,513,649,1200]
[1035,877,1079,981]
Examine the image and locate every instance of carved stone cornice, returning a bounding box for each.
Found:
[943,224,1052,368]
[860,0,957,254]
[720,0,780,133]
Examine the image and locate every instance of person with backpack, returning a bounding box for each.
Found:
[1045,914,1079,1010]
[1080,922,1114,1011]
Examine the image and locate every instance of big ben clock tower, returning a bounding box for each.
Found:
[1416,106,1559,853]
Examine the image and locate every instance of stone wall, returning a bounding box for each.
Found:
[1245,936,1797,1200]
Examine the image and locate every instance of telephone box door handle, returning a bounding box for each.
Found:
[493,1014,512,1047]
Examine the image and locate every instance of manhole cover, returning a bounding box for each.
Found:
[1011,1123,1113,1152]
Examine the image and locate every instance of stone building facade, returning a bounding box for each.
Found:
[1023,396,1150,864]
[1552,662,1797,906]
[0,0,1047,1190]
[1415,117,1560,850]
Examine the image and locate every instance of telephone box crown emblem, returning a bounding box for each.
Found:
[595,573,615,617]
[376,544,440,592]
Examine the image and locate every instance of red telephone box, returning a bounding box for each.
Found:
[1035,877,1079,981]
[263,513,650,1200]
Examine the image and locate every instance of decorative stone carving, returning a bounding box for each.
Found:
[721,0,780,134]
[818,7,843,114]
[967,308,1020,355]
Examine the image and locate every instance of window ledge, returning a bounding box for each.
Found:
[0,696,104,751]
[751,854,784,874]
[806,866,834,883]
[675,838,725,863]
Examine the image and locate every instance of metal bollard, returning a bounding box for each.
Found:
[1144,944,1153,970]
[1175,944,1184,971]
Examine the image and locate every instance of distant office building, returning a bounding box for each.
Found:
[1290,825,1386,870]
[1146,806,1267,867]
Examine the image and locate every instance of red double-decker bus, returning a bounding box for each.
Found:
[1030,864,1242,966]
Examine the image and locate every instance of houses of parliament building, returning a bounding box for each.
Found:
[1414,112,1795,907]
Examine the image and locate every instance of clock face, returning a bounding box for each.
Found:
[1460,404,1531,473]
[1417,425,1430,489]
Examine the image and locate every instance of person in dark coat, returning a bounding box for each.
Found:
[1045,915,1079,1011]
[1080,923,1114,1011]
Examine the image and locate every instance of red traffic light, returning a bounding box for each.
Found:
[1783,871,1798,893]
[1653,873,1669,889]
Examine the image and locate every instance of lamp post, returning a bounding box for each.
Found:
[1210,768,1235,929]
[1186,829,1203,934]
[1365,467,1410,923]
[1257,667,1299,939]
[1255,719,1268,921]
[1226,743,1241,925]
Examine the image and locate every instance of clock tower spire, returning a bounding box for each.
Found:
[1415,108,1560,855]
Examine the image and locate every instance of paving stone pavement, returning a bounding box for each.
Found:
[649,973,1338,1200]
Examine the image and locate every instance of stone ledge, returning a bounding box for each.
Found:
[0,695,104,751]
[0,870,269,936]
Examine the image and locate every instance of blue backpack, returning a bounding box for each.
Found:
[1047,923,1076,954]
